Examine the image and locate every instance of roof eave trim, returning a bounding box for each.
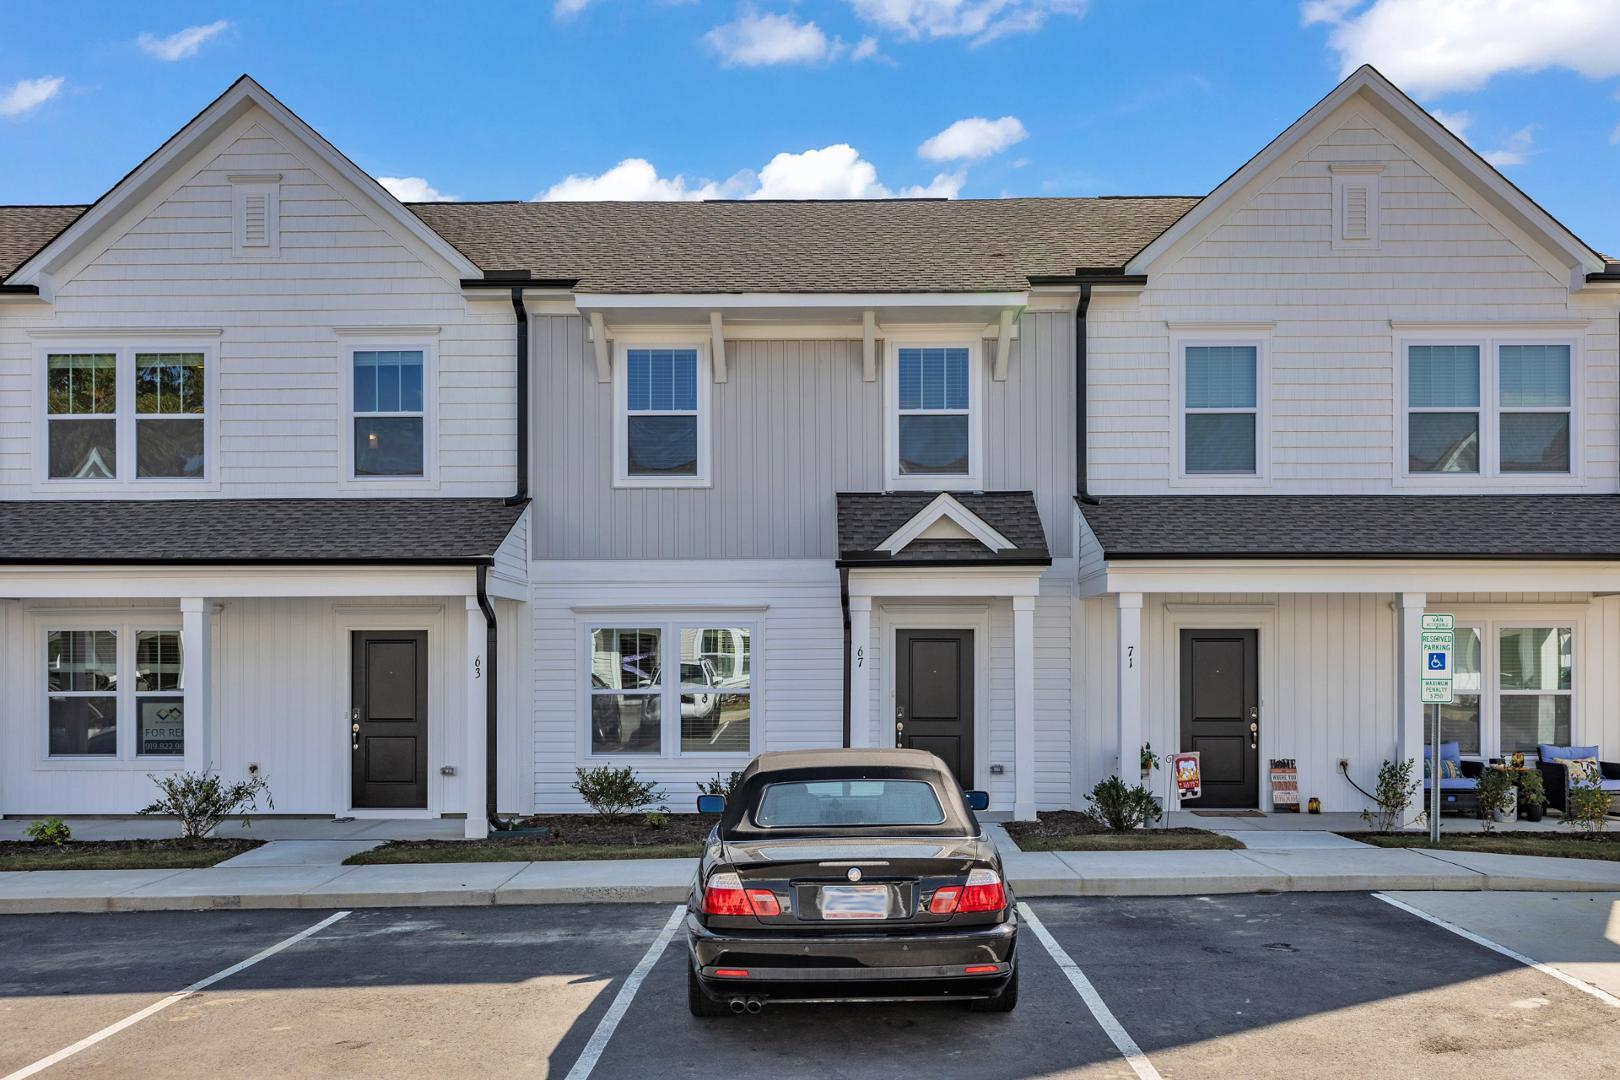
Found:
[574,291,1030,310]
[1098,550,1620,563]
[837,556,1052,569]
[0,556,498,567]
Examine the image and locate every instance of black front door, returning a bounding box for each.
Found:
[1180,629,1259,809]
[895,629,974,788]
[351,631,429,810]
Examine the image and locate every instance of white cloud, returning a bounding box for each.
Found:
[848,0,1086,46]
[0,76,63,118]
[918,115,1027,161]
[378,177,456,202]
[1428,108,1471,138]
[1310,0,1620,95]
[706,12,834,67]
[1300,0,1360,25]
[540,144,968,202]
[137,20,231,61]
[1610,121,1620,146]
[851,35,880,60]
[553,0,594,15]
[1481,124,1534,167]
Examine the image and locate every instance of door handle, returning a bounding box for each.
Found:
[895,720,904,745]
[351,722,360,752]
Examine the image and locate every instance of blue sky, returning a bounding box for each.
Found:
[2,1,1617,253]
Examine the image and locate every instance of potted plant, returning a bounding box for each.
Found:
[1516,768,1547,823]
[1140,743,1164,817]
[1476,767,1516,831]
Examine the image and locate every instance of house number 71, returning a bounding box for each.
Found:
[1127,645,1134,669]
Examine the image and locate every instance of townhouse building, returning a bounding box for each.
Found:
[2,67,1616,834]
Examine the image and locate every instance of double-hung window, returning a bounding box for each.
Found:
[352,349,426,477]
[45,621,184,760]
[615,346,708,486]
[1498,625,1572,755]
[888,341,980,489]
[42,345,212,485]
[587,623,753,757]
[1404,336,1576,479]
[1180,342,1262,476]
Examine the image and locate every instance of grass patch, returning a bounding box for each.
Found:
[346,813,712,865]
[1004,811,1245,852]
[0,838,262,872]
[1341,831,1620,862]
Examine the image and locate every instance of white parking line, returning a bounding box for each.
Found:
[564,904,687,1080]
[1017,902,1163,1080]
[1373,893,1620,1008]
[3,910,352,1080]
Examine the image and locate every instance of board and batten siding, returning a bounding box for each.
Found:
[0,110,515,499]
[1086,99,1619,494]
[529,312,1076,560]
[1072,591,1620,814]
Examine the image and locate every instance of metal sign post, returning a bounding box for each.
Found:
[1419,614,1454,843]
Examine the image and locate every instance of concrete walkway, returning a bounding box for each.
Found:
[4,828,1620,913]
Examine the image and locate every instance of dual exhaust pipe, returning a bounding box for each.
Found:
[728,996,764,1014]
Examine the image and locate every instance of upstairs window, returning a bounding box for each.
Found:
[46,353,117,479]
[41,345,211,485]
[887,340,981,490]
[614,344,710,487]
[1403,336,1576,479]
[352,349,425,477]
[1181,343,1261,476]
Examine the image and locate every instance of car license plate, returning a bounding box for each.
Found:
[819,884,889,920]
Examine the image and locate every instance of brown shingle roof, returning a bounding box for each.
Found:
[408,196,1199,293]
[1,196,1200,293]
[0,205,88,280]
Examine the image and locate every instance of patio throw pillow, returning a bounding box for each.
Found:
[1563,757,1601,784]
[1439,758,1464,780]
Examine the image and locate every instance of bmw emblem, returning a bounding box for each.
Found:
[846,867,862,882]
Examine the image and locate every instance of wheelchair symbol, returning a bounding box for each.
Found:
[1427,652,1447,671]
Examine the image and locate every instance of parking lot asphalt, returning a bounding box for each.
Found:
[3,894,1619,1080]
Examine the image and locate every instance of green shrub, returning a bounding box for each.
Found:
[25,817,71,847]
[1084,776,1161,832]
[139,769,274,839]
[642,810,669,830]
[697,771,743,800]
[1475,768,1515,833]
[573,765,666,820]
[1565,763,1611,834]
[1359,758,1422,834]
[1516,768,1547,809]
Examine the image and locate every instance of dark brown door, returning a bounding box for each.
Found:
[1180,629,1259,808]
[351,631,429,810]
[895,629,973,788]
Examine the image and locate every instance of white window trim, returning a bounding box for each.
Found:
[33,340,220,493]
[340,339,440,490]
[579,617,758,762]
[884,335,984,491]
[1428,611,1584,762]
[612,337,713,489]
[35,612,184,768]
[1171,330,1270,486]
[1398,330,1583,486]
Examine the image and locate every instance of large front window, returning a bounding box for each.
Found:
[587,623,753,757]
[1498,626,1572,755]
[45,623,183,759]
[44,347,210,483]
[1405,338,1575,478]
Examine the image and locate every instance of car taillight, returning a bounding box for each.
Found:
[957,869,1006,913]
[928,886,963,914]
[701,872,782,917]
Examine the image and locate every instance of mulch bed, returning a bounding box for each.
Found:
[1340,830,1620,862]
[346,813,716,864]
[0,837,263,872]
[1004,810,1244,852]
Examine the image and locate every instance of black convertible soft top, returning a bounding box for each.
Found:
[718,749,977,839]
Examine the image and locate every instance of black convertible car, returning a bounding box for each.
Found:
[686,748,1018,1016]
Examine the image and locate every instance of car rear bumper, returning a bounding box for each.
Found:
[687,911,1016,1003]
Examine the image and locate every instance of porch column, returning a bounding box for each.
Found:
[848,596,873,748]
[1012,595,1037,821]
[464,597,489,840]
[181,598,213,775]
[1396,591,1427,823]
[1116,592,1144,784]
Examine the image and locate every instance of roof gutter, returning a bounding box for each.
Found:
[1076,283,1098,505]
[476,564,509,833]
[840,566,852,750]
[0,283,41,295]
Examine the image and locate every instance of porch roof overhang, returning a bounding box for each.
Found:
[837,490,1051,571]
[1077,494,1620,596]
[0,497,529,599]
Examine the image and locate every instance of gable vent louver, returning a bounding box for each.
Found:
[1329,162,1383,251]
[1343,184,1369,240]
[229,173,281,258]
[241,193,269,246]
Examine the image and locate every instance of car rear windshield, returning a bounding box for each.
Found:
[753,779,946,828]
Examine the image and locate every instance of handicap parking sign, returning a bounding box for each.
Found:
[1427,652,1447,671]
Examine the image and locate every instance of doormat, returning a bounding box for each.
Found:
[1190,810,1266,818]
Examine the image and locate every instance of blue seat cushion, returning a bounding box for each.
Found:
[1425,741,1464,763]
[1424,777,1479,792]
[1540,744,1600,762]
[1601,779,1620,794]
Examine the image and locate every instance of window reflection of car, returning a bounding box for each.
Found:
[591,674,622,747]
[681,659,720,719]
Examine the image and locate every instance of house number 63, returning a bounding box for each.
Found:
[473,656,482,679]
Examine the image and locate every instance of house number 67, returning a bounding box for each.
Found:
[856,647,864,668]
